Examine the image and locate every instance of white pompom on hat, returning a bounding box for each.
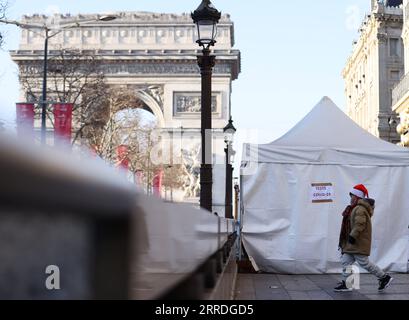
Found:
[349,184,369,199]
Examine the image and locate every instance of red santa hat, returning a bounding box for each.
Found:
[349,184,369,199]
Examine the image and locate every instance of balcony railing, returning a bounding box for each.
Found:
[392,72,409,106]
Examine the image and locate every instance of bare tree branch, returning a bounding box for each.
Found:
[19,48,107,140]
[18,46,190,195]
[0,1,9,48]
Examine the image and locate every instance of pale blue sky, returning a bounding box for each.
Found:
[0,0,370,144]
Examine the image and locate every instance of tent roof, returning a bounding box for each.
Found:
[242,97,409,166]
[271,96,400,149]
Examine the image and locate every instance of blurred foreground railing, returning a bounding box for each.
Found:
[0,135,237,300]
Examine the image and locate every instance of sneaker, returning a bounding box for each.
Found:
[334,281,353,292]
[378,274,393,292]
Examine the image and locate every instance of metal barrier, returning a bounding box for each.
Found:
[0,134,237,300]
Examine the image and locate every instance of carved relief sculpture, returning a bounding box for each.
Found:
[174,92,218,115]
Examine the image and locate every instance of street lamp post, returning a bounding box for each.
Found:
[223,117,236,219]
[0,15,117,144]
[192,0,221,212]
[41,29,49,145]
[233,177,239,220]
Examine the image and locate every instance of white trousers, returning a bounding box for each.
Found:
[341,253,386,282]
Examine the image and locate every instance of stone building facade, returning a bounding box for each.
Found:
[343,0,404,143]
[10,12,241,214]
[392,0,409,146]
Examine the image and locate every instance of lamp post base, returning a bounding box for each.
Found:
[200,164,213,212]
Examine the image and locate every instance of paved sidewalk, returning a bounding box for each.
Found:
[235,273,409,300]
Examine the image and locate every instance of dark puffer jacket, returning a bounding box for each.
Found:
[341,199,375,256]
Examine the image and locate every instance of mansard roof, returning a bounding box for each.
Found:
[384,0,403,7]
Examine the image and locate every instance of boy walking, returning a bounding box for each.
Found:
[334,184,393,292]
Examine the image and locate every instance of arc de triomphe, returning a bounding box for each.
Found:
[10,12,241,214]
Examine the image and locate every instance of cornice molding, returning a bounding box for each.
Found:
[18,12,236,51]
[16,59,238,79]
[22,12,233,24]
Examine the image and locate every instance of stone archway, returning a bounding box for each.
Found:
[134,90,165,128]
[81,86,161,158]
[12,12,241,211]
[102,84,164,126]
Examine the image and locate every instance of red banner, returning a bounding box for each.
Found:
[16,103,35,137]
[53,103,73,142]
[116,145,129,171]
[152,169,164,197]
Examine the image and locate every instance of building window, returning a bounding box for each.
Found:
[390,38,400,57]
[391,70,400,81]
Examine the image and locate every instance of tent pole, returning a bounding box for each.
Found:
[237,173,244,261]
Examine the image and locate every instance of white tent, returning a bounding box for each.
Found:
[240,97,409,274]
